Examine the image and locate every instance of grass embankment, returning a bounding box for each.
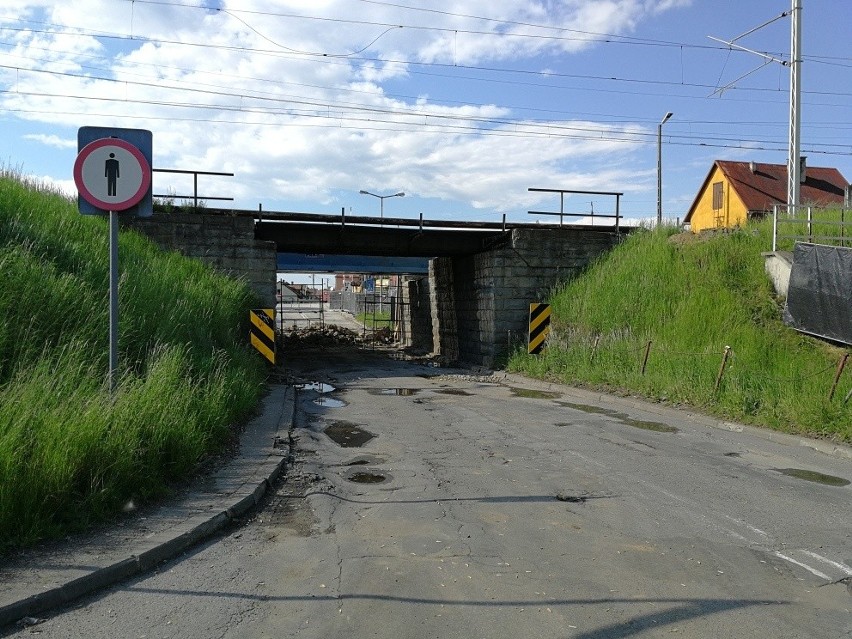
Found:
[0,173,265,551]
[508,220,852,442]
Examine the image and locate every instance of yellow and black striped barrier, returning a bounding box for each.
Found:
[528,303,551,355]
[250,308,276,364]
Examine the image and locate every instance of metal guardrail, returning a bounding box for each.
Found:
[152,168,234,209]
[527,187,623,232]
[772,204,852,251]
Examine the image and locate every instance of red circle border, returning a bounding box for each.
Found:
[73,138,151,211]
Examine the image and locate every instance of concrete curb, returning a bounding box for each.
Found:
[0,385,294,630]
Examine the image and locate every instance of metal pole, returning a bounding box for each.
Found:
[193,172,198,210]
[657,122,663,226]
[657,112,673,226]
[109,210,119,394]
[616,194,621,233]
[787,0,802,208]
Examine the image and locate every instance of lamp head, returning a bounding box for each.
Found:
[395,192,405,197]
[662,112,673,124]
[359,190,369,195]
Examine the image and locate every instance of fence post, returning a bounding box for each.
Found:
[641,340,652,375]
[772,204,778,251]
[807,206,812,243]
[714,346,732,394]
[828,353,849,401]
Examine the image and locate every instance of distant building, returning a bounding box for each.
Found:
[276,281,299,301]
[684,160,850,233]
[335,273,362,292]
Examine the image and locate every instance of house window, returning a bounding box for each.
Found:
[712,182,723,210]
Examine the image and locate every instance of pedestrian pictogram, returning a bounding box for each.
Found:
[250,309,276,365]
[74,137,151,212]
[528,303,552,355]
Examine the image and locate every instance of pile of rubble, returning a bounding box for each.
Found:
[278,324,364,349]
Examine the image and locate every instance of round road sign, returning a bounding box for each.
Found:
[73,137,151,211]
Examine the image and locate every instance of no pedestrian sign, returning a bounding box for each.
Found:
[74,127,153,216]
[74,138,151,211]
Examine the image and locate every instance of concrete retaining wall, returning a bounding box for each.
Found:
[122,213,277,306]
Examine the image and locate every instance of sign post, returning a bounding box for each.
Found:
[73,129,152,392]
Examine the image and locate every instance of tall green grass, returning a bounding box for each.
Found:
[0,173,265,550]
[508,220,851,442]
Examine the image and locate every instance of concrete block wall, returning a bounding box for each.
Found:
[122,213,277,307]
[429,257,459,361]
[401,276,433,352]
[431,228,623,367]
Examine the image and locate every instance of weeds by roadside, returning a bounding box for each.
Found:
[508,221,852,442]
[0,172,265,551]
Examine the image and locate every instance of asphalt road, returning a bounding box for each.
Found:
[11,348,851,638]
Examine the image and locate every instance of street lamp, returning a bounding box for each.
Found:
[657,111,673,227]
[359,189,405,222]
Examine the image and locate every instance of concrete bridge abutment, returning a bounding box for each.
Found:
[122,213,277,307]
[428,228,623,367]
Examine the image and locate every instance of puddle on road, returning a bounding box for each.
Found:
[368,388,420,396]
[510,387,562,400]
[348,472,387,484]
[324,421,375,448]
[436,388,473,396]
[556,401,679,433]
[773,468,850,486]
[313,396,347,408]
[624,418,679,433]
[297,382,336,394]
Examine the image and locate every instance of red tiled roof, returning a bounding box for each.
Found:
[684,160,849,224]
[717,160,847,211]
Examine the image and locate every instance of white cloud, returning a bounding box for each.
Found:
[23,133,75,149]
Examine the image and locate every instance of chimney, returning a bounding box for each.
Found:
[749,161,757,174]
[799,156,807,183]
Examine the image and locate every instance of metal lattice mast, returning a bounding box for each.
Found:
[788,0,802,209]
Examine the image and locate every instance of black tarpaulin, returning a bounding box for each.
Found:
[783,242,852,346]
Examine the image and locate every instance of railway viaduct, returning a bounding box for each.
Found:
[123,210,631,367]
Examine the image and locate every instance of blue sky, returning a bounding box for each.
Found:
[1,1,850,227]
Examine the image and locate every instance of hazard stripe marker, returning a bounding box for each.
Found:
[528,303,551,355]
[250,308,276,364]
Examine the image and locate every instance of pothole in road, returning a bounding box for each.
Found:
[510,387,562,400]
[313,396,347,408]
[623,418,678,433]
[296,382,336,394]
[557,401,678,433]
[348,472,387,484]
[436,388,473,396]
[368,388,420,396]
[772,468,850,486]
[324,421,375,447]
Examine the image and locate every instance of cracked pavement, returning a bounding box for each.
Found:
[7,346,851,638]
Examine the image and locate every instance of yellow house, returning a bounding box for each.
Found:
[684,160,849,233]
